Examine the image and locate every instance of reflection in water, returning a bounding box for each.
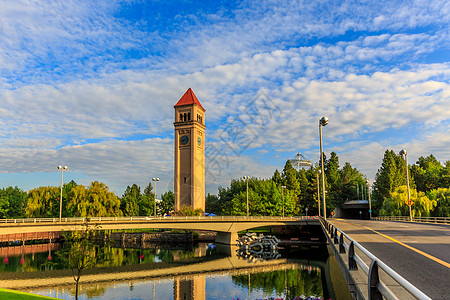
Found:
[0,240,349,299]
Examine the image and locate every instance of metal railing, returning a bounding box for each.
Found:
[322,218,431,300]
[375,216,449,224]
[0,215,319,224]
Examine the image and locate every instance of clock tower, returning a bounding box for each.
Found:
[174,88,205,212]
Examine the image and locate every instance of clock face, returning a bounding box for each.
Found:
[197,137,202,146]
[180,135,189,145]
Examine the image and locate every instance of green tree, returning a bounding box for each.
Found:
[0,186,27,218]
[67,181,122,217]
[121,184,141,216]
[325,151,341,207]
[411,155,443,192]
[379,185,436,217]
[427,188,450,217]
[372,150,405,213]
[139,182,154,216]
[282,160,300,197]
[25,186,60,218]
[58,223,107,300]
[159,190,174,215]
[205,193,220,214]
[441,161,450,188]
[271,169,282,185]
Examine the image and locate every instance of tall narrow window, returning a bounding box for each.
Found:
[184,113,187,121]
[188,112,191,121]
[179,114,183,122]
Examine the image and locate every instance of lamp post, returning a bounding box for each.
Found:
[57,165,67,222]
[243,176,250,217]
[316,170,321,217]
[281,185,286,217]
[319,116,328,219]
[399,149,412,221]
[152,178,159,217]
[366,180,372,220]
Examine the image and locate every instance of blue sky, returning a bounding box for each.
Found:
[0,0,449,196]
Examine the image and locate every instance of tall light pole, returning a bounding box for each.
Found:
[316,170,321,217]
[319,116,328,219]
[152,178,159,217]
[366,180,372,220]
[399,149,412,221]
[243,176,250,217]
[281,185,286,217]
[57,165,67,222]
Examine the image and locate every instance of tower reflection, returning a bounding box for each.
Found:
[174,275,206,300]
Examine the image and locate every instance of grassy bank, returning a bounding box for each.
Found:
[0,288,57,300]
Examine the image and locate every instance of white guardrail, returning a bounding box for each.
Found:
[374,216,449,224]
[0,215,319,224]
[322,218,431,300]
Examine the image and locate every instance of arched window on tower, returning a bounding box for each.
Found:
[188,112,191,121]
[183,113,187,122]
[179,113,183,122]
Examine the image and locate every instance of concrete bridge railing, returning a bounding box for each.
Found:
[322,218,431,300]
[374,216,449,224]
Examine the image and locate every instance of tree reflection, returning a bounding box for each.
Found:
[232,268,323,300]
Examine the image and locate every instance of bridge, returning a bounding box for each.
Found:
[1,216,449,299]
[0,216,320,245]
[323,218,450,300]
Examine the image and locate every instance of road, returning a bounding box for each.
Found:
[328,219,450,300]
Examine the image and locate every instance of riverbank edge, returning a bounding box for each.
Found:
[0,288,58,299]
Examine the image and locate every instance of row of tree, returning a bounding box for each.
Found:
[372,151,450,217]
[0,181,174,219]
[206,152,368,216]
[207,150,449,218]
[0,150,448,219]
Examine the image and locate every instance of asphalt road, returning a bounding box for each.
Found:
[328,219,450,300]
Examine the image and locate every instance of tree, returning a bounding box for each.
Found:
[427,188,450,217]
[121,184,141,216]
[205,193,220,214]
[25,186,60,218]
[67,181,122,217]
[379,185,436,217]
[372,150,406,213]
[325,151,341,207]
[271,169,282,185]
[282,160,301,197]
[411,155,443,192]
[159,190,174,215]
[0,186,27,218]
[58,223,107,300]
[139,182,154,216]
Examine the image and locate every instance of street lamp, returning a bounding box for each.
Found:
[366,180,372,220]
[243,176,250,217]
[319,116,328,219]
[152,178,159,217]
[316,170,321,217]
[281,185,286,217]
[57,165,67,222]
[399,149,412,221]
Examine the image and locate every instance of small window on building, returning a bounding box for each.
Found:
[188,112,191,121]
[184,113,187,121]
[179,114,183,121]
[184,177,187,183]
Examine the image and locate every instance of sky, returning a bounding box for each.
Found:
[0,0,449,197]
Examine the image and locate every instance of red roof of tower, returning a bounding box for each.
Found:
[174,88,205,111]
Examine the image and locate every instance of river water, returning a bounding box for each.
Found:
[0,238,352,300]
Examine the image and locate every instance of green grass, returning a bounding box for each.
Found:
[0,288,58,300]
